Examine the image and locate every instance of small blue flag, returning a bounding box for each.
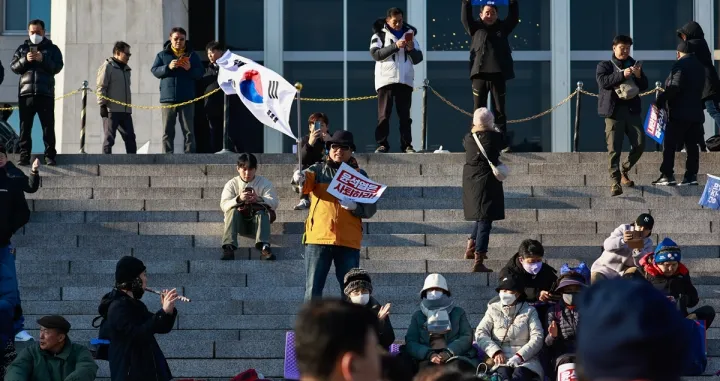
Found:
[643,104,667,144]
[472,0,509,5]
[699,174,720,210]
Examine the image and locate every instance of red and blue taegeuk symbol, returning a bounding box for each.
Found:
[240,70,264,103]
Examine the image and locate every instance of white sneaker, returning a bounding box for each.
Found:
[294,198,311,210]
[15,331,34,342]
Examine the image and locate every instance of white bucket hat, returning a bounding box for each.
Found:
[421,273,450,296]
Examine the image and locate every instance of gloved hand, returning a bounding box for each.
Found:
[340,199,357,211]
[100,105,109,118]
[292,170,305,185]
[506,355,523,367]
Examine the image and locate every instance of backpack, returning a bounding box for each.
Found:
[90,316,110,360]
[610,61,640,100]
[707,135,720,151]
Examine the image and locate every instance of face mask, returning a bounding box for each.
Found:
[29,33,43,45]
[350,294,370,305]
[563,293,575,305]
[130,278,145,300]
[426,290,443,300]
[522,261,543,275]
[499,291,517,306]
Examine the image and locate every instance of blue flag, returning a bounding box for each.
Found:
[472,0,509,5]
[643,104,667,144]
[699,174,720,210]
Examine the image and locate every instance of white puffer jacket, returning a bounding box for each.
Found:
[475,300,544,379]
[369,19,424,91]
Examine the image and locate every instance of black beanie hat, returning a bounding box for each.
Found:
[115,256,146,285]
[343,268,373,296]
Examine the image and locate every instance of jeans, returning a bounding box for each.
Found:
[304,244,360,301]
[470,220,493,253]
[161,104,196,153]
[705,99,720,145]
[604,105,645,183]
[0,245,22,334]
[495,366,539,381]
[222,209,271,250]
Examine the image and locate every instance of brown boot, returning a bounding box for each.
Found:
[621,169,635,187]
[464,239,476,259]
[472,252,493,273]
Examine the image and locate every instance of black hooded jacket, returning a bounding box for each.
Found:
[0,162,37,246]
[99,290,177,381]
[677,21,720,101]
[461,0,518,80]
[10,38,64,98]
[498,253,558,303]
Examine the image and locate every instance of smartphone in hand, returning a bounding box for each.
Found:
[404,32,414,43]
[314,120,322,131]
[30,46,38,53]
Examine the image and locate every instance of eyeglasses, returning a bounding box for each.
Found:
[330,144,350,151]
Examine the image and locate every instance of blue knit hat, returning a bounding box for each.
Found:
[577,278,689,380]
[654,237,682,264]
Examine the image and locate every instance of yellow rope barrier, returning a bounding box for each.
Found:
[0,88,83,111]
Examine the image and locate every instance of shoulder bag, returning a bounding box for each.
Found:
[472,132,509,181]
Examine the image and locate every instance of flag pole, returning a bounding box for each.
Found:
[295,82,303,169]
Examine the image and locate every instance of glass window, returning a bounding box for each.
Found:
[570,61,671,151]
[347,62,382,152]
[29,0,50,32]
[347,0,407,51]
[632,0,692,50]
[5,108,43,154]
[283,62,344,152]
[427,0,550,51]
[222,0,263,51]
[4,0,51,33]
[426,61,551,152]
[189,0,216,53]
[285,0,343,51]
[571,0,629,50]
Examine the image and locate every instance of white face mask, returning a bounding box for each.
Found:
[499,291,517,306]
[522,261,543,275]
[426,290,444,300]
[29,33,43,45]
[563,293,575,306]
[350,293,370,305]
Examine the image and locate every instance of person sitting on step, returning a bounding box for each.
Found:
[220,153,279,261]
[590,213,654,283]
[498,239,557,304]
[295,112,332,210]
[400,273,478,375]
[636,237,715,329]
[343,268,395,350]
[545,270,588,377]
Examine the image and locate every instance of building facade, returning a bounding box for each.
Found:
[0,0,718,153]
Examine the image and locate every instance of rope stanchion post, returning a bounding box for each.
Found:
[421,78,429,152]
[295,82,303,168]
[654,81,662,152]
[216,93,233,154]
[573,82,583,152]
[78,80,89,154]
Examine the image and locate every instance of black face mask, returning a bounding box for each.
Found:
[118,278,144,300]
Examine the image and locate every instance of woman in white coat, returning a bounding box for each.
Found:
[475,276,544,381]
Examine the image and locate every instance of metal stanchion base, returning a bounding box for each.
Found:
[215,149,234,154]
[78,149,86,154]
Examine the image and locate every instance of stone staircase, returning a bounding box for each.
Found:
[6,152,720,380]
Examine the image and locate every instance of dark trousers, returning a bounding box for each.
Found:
[470,220,493,253]
[207,113,224,152]
[161,104,196,153]
[18,95,55,161]
[660,120,703,177]
[304,244,360,301]
[376,83,413,151]
[687,305,716,329]
[495,366,539,381]
[604,105,645,183]
[102,113,137,154]
[472,74,507,135]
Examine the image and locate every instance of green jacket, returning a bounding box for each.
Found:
[404,306,478,363]
[5,339,98,381]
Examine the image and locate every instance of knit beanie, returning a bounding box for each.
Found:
[343,268,373,296]
[115,256,146,285]
[654,237,682,264]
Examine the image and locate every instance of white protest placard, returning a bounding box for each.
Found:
[327,163,387,204]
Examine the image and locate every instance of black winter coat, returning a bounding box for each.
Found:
[677,21,720,101]
[299,134,329,167]
[498,253,558,303]
[461,0,518,80]
[100,290,177,381]
[656,54,706,123]
[0,163,37,246]
[595,57,649,117]
[462,131,504,221]
[368,297,396,350]
[199,62,223,117]
[10,38,64,98]
[638,254,699,309]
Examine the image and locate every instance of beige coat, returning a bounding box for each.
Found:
[97,58,132,113]
[220,175,279,213]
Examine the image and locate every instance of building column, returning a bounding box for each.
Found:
[263,0,284,153]
[695,0,717,139]
[406,0,427,150]
[550,0,571,152]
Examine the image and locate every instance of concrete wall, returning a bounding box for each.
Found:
[50,0,189,154]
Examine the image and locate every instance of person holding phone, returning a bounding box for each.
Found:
[295,113,332,210]
[590,213,654,283]
[9,19,64,166]
[596,35,648,196]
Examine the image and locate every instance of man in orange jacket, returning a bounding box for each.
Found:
[293,131,377,301]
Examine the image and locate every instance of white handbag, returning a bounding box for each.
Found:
[472,132,509,181]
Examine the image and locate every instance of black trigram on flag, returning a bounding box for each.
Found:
[268,80,279,100]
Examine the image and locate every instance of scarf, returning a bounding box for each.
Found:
[171,46,186,58]
[420,295,455,334]
[386,24,405,40]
